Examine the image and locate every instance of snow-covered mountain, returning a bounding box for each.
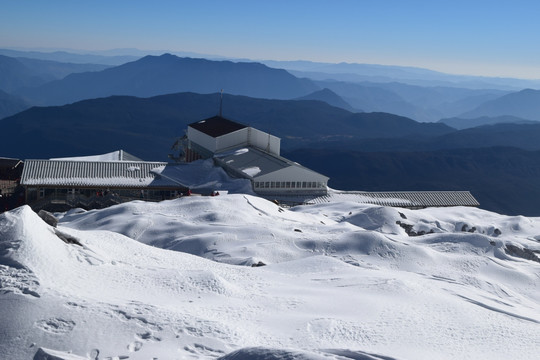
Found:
[1,192,539,359]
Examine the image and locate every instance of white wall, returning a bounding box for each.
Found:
[187,127,217,153]
[248,128,280,156]
[216,128,249,152]
[189,125,281,156]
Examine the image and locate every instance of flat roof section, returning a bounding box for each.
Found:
[189,116,247,138]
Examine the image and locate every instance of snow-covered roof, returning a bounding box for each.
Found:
[271,189,480,208]
[20,159,183,189]
[188,116,247,138]
[214,146,328,181]
[50,150,142,162]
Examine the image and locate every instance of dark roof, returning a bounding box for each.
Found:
[188,116,247,138]
[0,157,23,168]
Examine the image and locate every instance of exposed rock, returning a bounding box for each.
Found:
[505,244,540,263]
[251,261,266,267]
[37,210,58,228]
[54,230,83,247]
[396,221,434,237]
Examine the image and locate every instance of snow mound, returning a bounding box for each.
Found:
[1,197,539,359]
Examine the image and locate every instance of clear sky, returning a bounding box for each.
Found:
[2,0,540,78]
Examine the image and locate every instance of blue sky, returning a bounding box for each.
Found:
[2,0,540,78]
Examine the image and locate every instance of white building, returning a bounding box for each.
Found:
[184,116,329,196]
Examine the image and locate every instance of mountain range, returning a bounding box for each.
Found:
[439,115,538,130]
[2,49,540,215]
[15,54,319,106]
[3,51,540,124]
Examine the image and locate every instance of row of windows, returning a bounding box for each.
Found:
[253,181,325,189]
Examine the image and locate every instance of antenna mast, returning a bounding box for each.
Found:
[219,89,223,117]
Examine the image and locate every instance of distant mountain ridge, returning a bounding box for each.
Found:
[0,55,49,92]
[4,49,540,123]
[460,89,540,121]
[0,92,452,160]
[0,89,30,120]
[314,79,508,122]
[439,115,538,130]
[17,54,320,106]
[295,88,358,112]
[0,54,109,93]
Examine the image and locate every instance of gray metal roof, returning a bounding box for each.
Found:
[214,146,328,180]
[21,159,184,189]
[270,190,480,208]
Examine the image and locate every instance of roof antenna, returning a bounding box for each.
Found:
[219,89,223,117]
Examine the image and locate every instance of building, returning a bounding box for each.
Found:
[184,116,329,196]
[20,150,188,212]
[0,157,24,212]
[268,189,480,208]
[185,115,280,160]
[183,115,479,208]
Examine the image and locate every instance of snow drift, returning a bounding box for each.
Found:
[1,194,539,359]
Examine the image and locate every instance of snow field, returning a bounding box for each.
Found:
[0,194,539,359]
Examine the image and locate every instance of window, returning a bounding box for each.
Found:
[302,182,307,188]
[286,182,291,188]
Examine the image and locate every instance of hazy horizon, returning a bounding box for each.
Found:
[2,0,540,79]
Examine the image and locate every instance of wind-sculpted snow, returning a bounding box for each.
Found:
[1,195,539,359]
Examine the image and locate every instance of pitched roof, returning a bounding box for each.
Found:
[21,159,184,189]
[214,146,328,180]
[50,150,142,162]
[188,116,247,138]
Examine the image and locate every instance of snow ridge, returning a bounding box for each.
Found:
[1,195,539,359]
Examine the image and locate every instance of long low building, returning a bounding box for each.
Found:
[20,151,188,211]
[267,189,480,208]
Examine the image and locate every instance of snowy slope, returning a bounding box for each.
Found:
[1,195,539,359]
